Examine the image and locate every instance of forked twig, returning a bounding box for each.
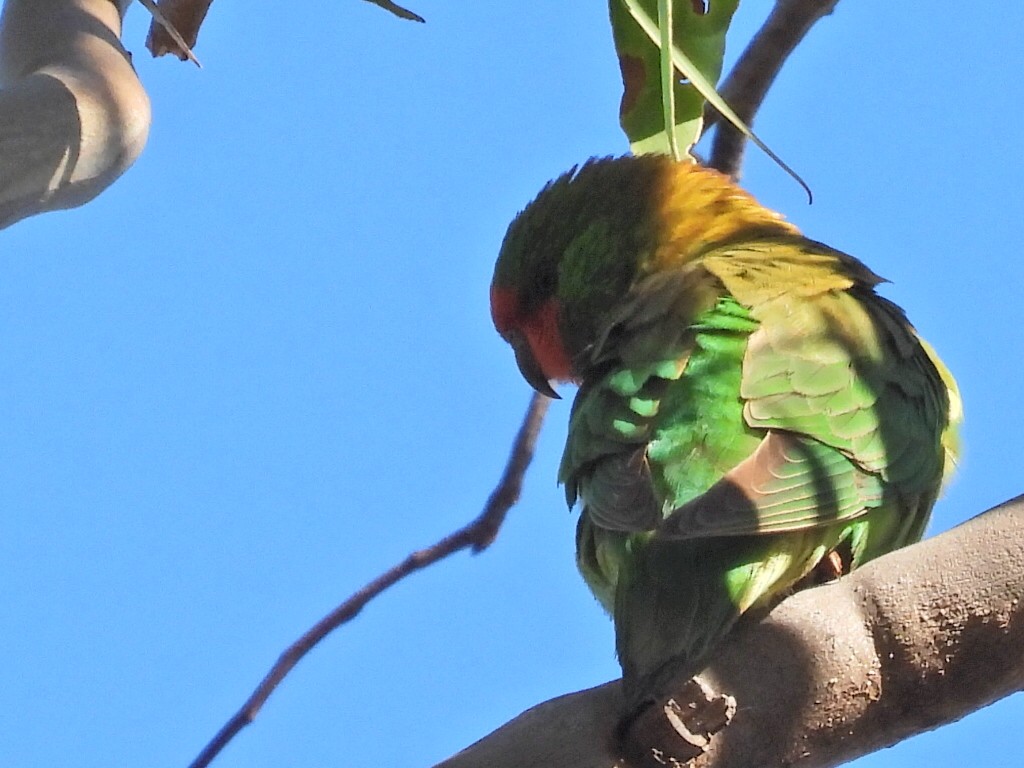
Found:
[704,0,842,178]
[188,393,550,768]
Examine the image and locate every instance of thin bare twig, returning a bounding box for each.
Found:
[704,0,841,178]
[187,393,550,768]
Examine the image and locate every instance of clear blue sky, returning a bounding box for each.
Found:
[1,3,1021,767]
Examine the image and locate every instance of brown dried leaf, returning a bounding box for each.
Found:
[145,0,213,61]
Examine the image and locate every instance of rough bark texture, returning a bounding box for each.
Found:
[0,0,150,229]
[435,494,1024,768]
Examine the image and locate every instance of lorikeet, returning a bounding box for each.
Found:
[490,155,960,707]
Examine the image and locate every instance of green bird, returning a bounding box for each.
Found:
[490,155,960,708]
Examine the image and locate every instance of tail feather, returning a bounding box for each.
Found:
[614,533,828,707]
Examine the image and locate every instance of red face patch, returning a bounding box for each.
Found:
[489,285,520,337]
[490,287,574,382]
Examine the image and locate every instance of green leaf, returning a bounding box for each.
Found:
[611,0,812,199]
[610,0,738,158]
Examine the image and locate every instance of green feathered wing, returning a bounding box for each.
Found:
[562,236,959,705]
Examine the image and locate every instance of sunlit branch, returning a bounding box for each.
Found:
[435,494,1024,768]
[0,0,150,229]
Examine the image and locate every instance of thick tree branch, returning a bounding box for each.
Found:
[705,0,841,178]
[188,394,550,768]
[0,0,150,229]
[435,494,1024,768]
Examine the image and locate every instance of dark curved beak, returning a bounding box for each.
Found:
[508,330,560,399]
